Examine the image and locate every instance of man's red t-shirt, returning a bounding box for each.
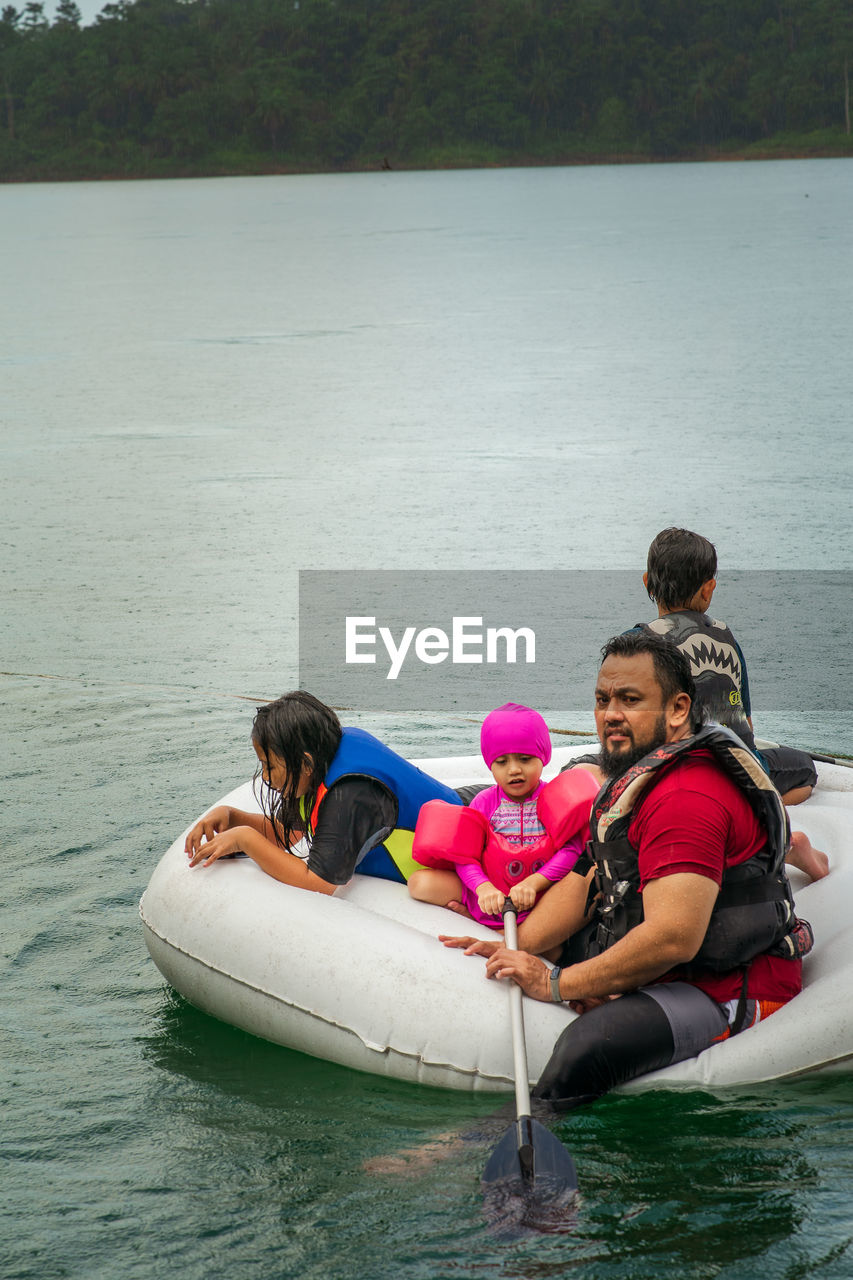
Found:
[626,752,801,1004]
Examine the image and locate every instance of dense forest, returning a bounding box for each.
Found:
[1,0,852,180]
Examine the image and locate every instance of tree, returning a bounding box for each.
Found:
[21,1,46,31]
[54,1,82,26]
[813,0,853,133]
[1,5,20,141]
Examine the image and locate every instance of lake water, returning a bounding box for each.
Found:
[3,160,852,1279]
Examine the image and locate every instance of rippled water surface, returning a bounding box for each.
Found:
[3,160,852,1278]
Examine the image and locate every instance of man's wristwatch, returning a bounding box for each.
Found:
[550,965,565,1003]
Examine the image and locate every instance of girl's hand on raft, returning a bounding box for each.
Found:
[476,882,505,917]
[484,946,551,1001]
[508,878,538,910]
[187,825,250,868]
[185,806,232,857]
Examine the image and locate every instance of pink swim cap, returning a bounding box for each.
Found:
[480,703,552,768]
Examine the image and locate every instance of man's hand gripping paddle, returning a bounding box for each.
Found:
[481,899,578,1204]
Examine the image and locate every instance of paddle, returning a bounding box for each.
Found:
[753,737,853,769]
[482,899,578,1206]
[808,750,853,768]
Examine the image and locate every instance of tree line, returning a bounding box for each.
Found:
[2,0,851,180]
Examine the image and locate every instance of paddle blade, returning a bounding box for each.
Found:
[482,1116,578,1192]
[482,1118,579,1237]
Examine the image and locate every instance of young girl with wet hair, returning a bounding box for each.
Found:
[250,691,343,852]
[409,703,600,928]
[186,690,463,892]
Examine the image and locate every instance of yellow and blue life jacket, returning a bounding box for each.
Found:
[323,726,463,883]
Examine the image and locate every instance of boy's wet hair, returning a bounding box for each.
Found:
[646,527,717,609]
[600,629,704,731]
[252,691,342,851]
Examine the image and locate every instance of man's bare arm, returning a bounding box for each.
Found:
[485,873,720,1003]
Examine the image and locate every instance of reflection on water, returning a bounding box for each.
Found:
[131,990,850,1278]
[482,1177,580,1240]
[569,1091,804,1273]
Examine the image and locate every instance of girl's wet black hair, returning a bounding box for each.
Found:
[251,692,342,851]
[646,527,717,610]
[600,629,704,732]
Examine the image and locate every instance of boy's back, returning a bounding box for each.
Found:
[642,608,755,749]
[640,527,816,805]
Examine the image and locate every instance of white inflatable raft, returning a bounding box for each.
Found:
[140,746,853,1093]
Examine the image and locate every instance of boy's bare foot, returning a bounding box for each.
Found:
[787,830,830,882]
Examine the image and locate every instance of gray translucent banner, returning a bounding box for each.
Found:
[298,570,851,717]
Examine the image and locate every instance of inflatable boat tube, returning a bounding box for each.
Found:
[140,746,853,1093]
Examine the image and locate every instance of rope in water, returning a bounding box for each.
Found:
[3,669,849,760]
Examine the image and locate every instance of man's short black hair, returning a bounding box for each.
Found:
[600,629,704,730]
[646,527,717,610]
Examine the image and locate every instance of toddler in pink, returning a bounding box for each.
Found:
[409,703,599,928]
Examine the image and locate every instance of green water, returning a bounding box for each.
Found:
[10,966,853,1278]
[4,680,852,1278]
[4,162,852,1277]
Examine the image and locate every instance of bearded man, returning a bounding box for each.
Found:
[445,630,810,1108]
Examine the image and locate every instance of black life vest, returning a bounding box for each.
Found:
[575,725,811,971]
[639,613,756,751]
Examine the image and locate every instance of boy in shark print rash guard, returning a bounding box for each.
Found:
[636,527,817,806]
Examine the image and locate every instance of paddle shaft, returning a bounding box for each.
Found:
[753,737,853,769]
[481,901,579,1195]
[503,904,533,1122]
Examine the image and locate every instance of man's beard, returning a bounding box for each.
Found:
[600,713,668,778]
